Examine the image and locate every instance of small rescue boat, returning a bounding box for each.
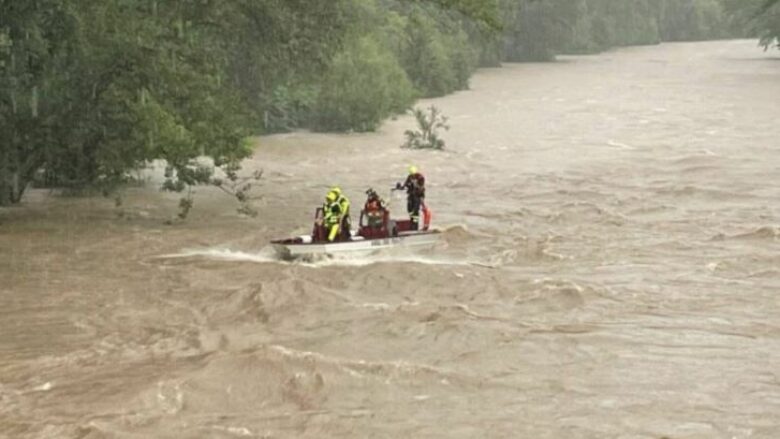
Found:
[271,193,439,260]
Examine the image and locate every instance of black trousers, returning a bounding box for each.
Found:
[407,196,422,230]
[341,216,351,239]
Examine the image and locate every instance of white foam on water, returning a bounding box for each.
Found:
[606,140,636,150]
[153,222,493,268]
[155,245,492,269]
[33,382,52,392]
[298,252,475,268]
[155,246,281,264]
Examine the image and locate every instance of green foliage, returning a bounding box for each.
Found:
[400,7,478,96]
[607,0,661,46]
[757,3,780,49]
[402,106,450,150]
[404,0,501,29]
[0,0,255,209]
[502,0,744,59]
[1,0,494,207]
[1,0,769,211]
[211,167,264,218]
[313,36,414,132]
[660,0,730,41]
[227,0,356,133]
[503,0,574,61]
[724,0,780,49]
[177,193,194,220]
[263,84,318,133]
[403,12,458,95]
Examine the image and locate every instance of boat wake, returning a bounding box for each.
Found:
[296,251,476,268]
[155,247,281,264]
[154,245,485,268]
[154,223,496,268]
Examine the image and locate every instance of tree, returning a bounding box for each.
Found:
[0,0,502,207]
[313,36,414,132]
[722,0,780,49]
[411,0,501,29]
[0,0,259,207]
[755,0,780,49]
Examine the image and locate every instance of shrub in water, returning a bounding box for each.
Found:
[401,106,449,150]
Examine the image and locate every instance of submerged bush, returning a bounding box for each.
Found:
[401,106,449,150]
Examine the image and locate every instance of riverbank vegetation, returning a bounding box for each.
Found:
[723,0,780,50]
[1,0,776,208]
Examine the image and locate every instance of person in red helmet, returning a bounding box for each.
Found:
[396,165,426,231]
[363,188,387,229]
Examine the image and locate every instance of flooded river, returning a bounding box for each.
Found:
[1,40,779,438]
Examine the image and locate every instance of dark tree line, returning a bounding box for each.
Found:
[0,0,774,207]
[0,0,493,206]
[722,0,780,49]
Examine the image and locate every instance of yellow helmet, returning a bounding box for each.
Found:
[330,186,342,196]
[326,191,338,202]
[408,165,418,175]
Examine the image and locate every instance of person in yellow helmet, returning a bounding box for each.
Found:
[323,187,351,242]
[395,165,426,230]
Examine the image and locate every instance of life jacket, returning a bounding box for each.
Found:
[324,194,350,223]
[337,194,350,217]
[405,173,425,198]
[365,197,382,213]
[323,200,339,224]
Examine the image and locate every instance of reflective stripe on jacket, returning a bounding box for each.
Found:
[324,194,350,224]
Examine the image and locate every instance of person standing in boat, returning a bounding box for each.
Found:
[396,165,426,231]
[323,187,351,242]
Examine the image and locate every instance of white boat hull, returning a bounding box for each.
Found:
[272,231,441,260]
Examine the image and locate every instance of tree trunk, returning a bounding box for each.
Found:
[0,180,10,207]
[0,171,29,206]
[0,144,38,206]
[0,152,9,206]
[11,172,22,203]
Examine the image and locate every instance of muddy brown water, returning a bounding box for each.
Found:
[1,40,779,438]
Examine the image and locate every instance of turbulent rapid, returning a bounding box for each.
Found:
[1,40,779,438]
